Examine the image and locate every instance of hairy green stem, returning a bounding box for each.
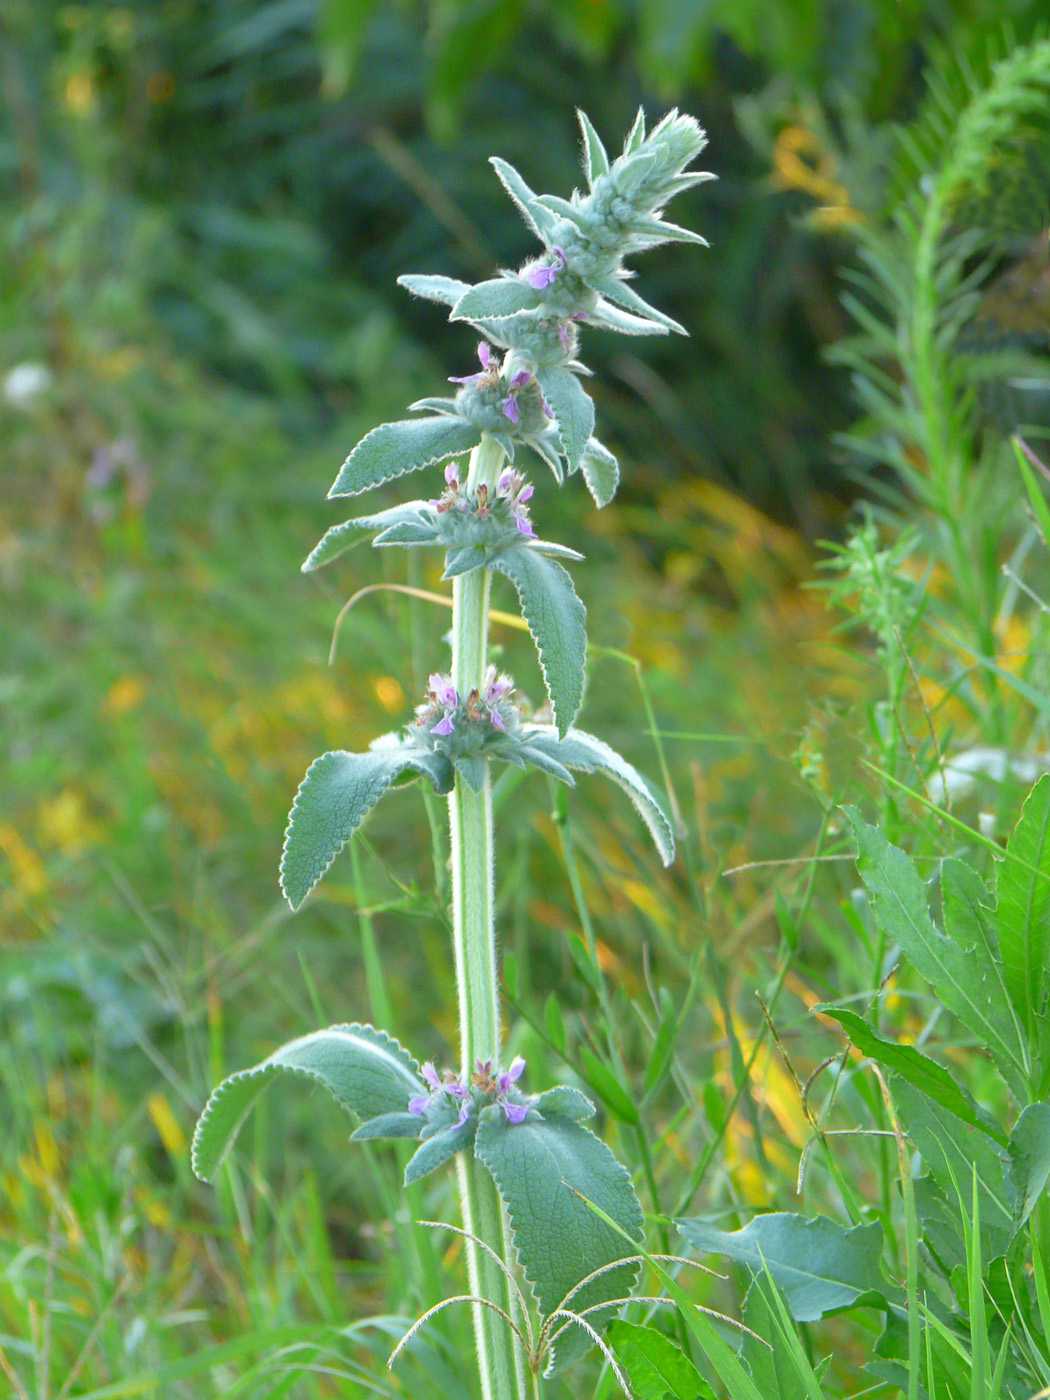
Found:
[449,434,530,1400]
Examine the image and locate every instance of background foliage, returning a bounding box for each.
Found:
[2,1,1049,1397]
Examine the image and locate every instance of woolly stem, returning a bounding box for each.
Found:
[449,434,530,1400]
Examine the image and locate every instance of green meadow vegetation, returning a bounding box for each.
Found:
[3,2,1050,1397]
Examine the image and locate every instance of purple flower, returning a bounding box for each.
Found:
[432,712,456,737]
[512,510,535,537]
[492,1055,529,1123]
[444,462,459,487]
[516,482,534,504]
[523,247,566,290]
[449,341,497,386]
[497,468,515,493]
[483,669,513,705]
[428,673,458,708]
[501,368,533,424]
[489,708,506,730]
[410,1061,471,1123]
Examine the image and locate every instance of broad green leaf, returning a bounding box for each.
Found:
[913,1174,966,1273]
[1005,1101,1050,1228]
[451,277,539,323]
[996,774,1050,1040]
[404,1118,475,1185]
[814,1004,1006,1144]
[590,276,687,335]
[488,545,586,737]
[740,1279,808,1400]
[576,108,610,186]
[890,1078,1014,1259]
[396,273,471,306]
[580,436,620,507]
[608,1320,714,1400]
[527,727,676,865]
[488,156,556,240]
[474,1109,643,1375]
[302,503,438,571]
[676,1213,895,1322]
[845,809,1028,1090]
[589,296,670,336]
[191,1024,422,1181]
[532,1084,594,1122]
[329,417,479,498]
[536,367,595,475]
[280,746,453,910]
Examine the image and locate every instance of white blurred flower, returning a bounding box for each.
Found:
[3,362,52,408]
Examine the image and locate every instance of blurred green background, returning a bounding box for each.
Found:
[2,2,1049,1396]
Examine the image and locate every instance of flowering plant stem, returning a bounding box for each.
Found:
[449,432,529,1400]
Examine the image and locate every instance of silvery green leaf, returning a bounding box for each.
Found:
[451,277,539,322]
[374,518,442,545]
[490,431,516,461]
[488,157,556,240]
[191,1024,422,1182]
[408,396,462,415]
[536,367,595,477]
[526,428,565,483]
[532,1084,595,1122]
[529,539,584,562]
[590,276,687,335]
[329,417,479,498]
[281,746,453,910]
[442,545,488,578]
[474,1109,643,1375]
[624,107,646,153]
[636,216,710,247]
[614,149,659,197]
[405,1117,476,1184]
[588,297,669,336]
[453,753,486,792]
[516,744,575,785]
[534,193,587,226]
[488,546,586,736]
[397,273,472,306]
[525,728,675,865]
[577,109,610,186]
[302,501,438,571]
[350,1111,423,1141]
[580,438,620,508]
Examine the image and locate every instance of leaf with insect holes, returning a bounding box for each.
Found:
[280,746,453,910]
[474,1108,643,1375]
[329,417,479,498]
[191,1024,423,1181]
[487,544,586,737]
[844,808,1028,1096]
[535,367,595,476]
[814,1004,1006,1144]
[676,1213,899,1322]
[523,727,675,865]
[608,1320,714,1400]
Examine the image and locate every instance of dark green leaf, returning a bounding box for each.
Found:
[1005,1101,1050,1228]
[814,1004,1006,1144]
[740,1278,807,1400]
[580,1044,640,1124]
[845,809,1028,1091]
[996,775,1050,1040]
[474,1109,643,1374]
